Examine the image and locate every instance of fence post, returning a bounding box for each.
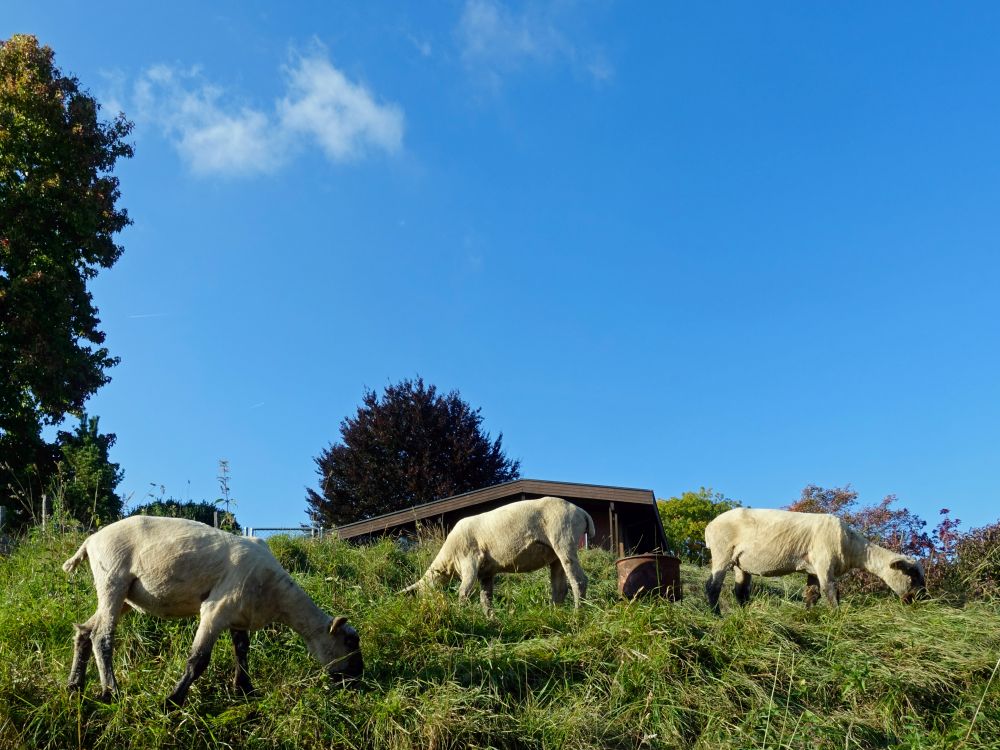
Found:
[41,494,47,531]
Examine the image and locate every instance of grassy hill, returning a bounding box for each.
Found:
[0,529,997,749]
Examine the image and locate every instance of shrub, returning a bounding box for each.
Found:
[954,521,1000,598]
[657,488,740,564]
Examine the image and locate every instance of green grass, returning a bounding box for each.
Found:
[1,530,998,749]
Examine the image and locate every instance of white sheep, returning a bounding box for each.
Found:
[62,516,363,707]
[704,507,926,613]
[402,496,596,613]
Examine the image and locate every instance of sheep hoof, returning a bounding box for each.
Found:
[97,689,115,704]
[235,681,257,698]
[163,693,185,712]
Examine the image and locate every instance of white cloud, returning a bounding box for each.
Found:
[133,65,282,177]
[131,52,404,178]
[278,55,404,161]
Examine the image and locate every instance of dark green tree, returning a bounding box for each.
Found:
[49,413,123,528]
[307,377,520,527]
[0,35,132,520]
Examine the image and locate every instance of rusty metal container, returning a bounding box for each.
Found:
[615,554,682,601]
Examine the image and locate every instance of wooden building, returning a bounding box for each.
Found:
[335,478,669,555]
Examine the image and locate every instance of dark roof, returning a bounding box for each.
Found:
[335,478,657,540]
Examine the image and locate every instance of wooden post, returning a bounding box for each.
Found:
[609,505,620,557]
[607,503,614,552]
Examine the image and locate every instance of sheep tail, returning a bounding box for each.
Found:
[62,541,89,574]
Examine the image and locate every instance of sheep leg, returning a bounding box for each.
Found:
[166,614,224,709]
[67,622,95,693]
[816,562,840,607]
[733,567,752,606]
[549,561,569,605]
[479,576,495,615]
[821,578,840,607]
[705,568,728,615]
[555,551,588,608]
[89,581,131,701]
[230,629,254,696]
[457,559,479,603]
[804,574,821,608]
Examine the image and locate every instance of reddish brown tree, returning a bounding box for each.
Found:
[306,378,520,527]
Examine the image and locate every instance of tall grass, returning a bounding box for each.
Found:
[1,529,997,749]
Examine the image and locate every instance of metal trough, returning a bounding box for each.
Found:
[615,553,682,601]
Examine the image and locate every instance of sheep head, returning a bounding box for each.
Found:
[313,616,363,682]
[886,557,927,603]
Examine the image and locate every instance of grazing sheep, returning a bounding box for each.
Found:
[402,496,596,613]
[62,516,363,707]
[704,508,926,613]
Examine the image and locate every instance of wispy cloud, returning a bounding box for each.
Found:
[278,55,403,162]
[456,0,613,87]
[130,48,404,177]
[407,34,433,59]
[458,0,566,67]
[134,65,281,177]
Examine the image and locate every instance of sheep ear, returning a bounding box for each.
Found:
[890,559,913,572]
[329,616,348,635]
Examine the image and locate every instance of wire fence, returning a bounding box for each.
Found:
[243,526,330,540]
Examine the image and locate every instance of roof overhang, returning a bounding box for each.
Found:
[335,478,657,540]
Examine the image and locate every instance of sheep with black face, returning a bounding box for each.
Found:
[704,508,926,614]
[63,516,362,707]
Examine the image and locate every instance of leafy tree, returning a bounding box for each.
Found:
[307,377,520,527]
[657,487,740,563]
[49,414,123,528]
[129,498,240,534]
[0,35,132,518]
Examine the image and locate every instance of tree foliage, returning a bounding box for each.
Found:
[50,414,123,528]
[307,377,520,527]
[0,35,132,517]
[1,413,122,532]
[657,487,740,563]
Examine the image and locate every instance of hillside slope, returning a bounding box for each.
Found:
[0,531,997,749]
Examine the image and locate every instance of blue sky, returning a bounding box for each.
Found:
[5,2,999,531]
